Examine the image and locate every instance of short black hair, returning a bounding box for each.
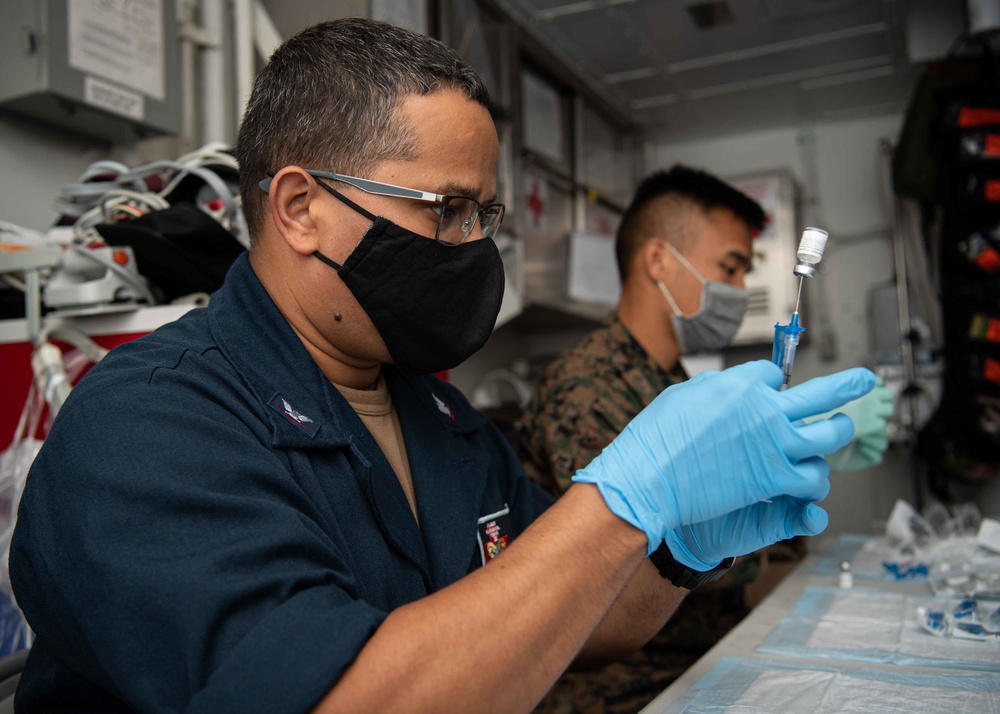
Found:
[615,165,766,281]
[236,18,490,244]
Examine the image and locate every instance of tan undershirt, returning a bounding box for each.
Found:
[333,374,419,525]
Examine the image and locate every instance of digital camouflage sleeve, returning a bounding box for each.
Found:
[515,316,683,496]
[514,316,802,714]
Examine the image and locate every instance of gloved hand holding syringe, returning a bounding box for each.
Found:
[572,225,878,570]
[772,227,829,390]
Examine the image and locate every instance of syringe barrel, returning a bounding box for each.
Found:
[781,335,798,374]
[797,227,829,265]
[772,327,787,366]
[772,316,806,388]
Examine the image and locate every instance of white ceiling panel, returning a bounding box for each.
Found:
[498,0,961,140]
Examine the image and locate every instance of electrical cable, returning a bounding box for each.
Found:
[160,163,238,222]
[47,144,248,308]
[66,242,157,306]
[36,323,110,363]
[0,221,47,245]
[1,275,26,292]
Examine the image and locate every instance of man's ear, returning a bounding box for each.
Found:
[639,238,676,283]
[266,167,324,256]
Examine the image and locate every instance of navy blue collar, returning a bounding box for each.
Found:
[207,254,485,448]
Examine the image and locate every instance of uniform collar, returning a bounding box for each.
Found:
[385,369,485,436]
[605,314,687,388]
[207,254,487,448]
[208,256,491,587]
[208,253,357,449]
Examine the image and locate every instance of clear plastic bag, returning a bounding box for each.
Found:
[0,343,104,656]
[0,384,44,655]
[927,536,1000,597]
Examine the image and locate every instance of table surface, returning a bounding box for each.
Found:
[638,534,977,713]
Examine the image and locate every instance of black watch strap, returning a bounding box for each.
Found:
[648,543,735,590]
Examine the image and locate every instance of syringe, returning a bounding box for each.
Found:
[772,227,829,390]
[772,314,805,391]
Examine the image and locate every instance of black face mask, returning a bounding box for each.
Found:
[313,181,505,375]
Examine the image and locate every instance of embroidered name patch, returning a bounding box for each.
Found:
[477,505,512,565]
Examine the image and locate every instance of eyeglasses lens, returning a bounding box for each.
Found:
[481,205,504,240]
[436,198,475,245]
[436,198,505,244]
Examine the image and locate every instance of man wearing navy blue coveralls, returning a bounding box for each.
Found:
[9,18,875,714]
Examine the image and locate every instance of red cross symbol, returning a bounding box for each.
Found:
[527,179,545,228]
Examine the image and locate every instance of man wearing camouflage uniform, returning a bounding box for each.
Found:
[515,165,790,713]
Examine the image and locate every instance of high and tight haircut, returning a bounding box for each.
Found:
[236,17,491,243]
[614,165,766,281]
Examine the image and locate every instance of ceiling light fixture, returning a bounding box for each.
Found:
[668,22,887,73]
[689,55,891,99]
[800,65,897,90]
[631,93,679,110]
[605,67,658,84]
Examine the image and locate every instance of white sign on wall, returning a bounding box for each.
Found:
[69,0,166,101]
[568,231,620,306]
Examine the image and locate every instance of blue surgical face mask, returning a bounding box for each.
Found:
[656,243,748,353]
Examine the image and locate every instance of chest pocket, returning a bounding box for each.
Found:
[477,504,512,566]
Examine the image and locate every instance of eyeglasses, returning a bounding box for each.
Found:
[259,169,505,245]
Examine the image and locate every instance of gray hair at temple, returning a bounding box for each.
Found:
[236,17,491,243]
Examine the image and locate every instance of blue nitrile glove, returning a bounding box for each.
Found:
[664,496,829,571]
[572,360,875,555]
[826,377,894,472]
